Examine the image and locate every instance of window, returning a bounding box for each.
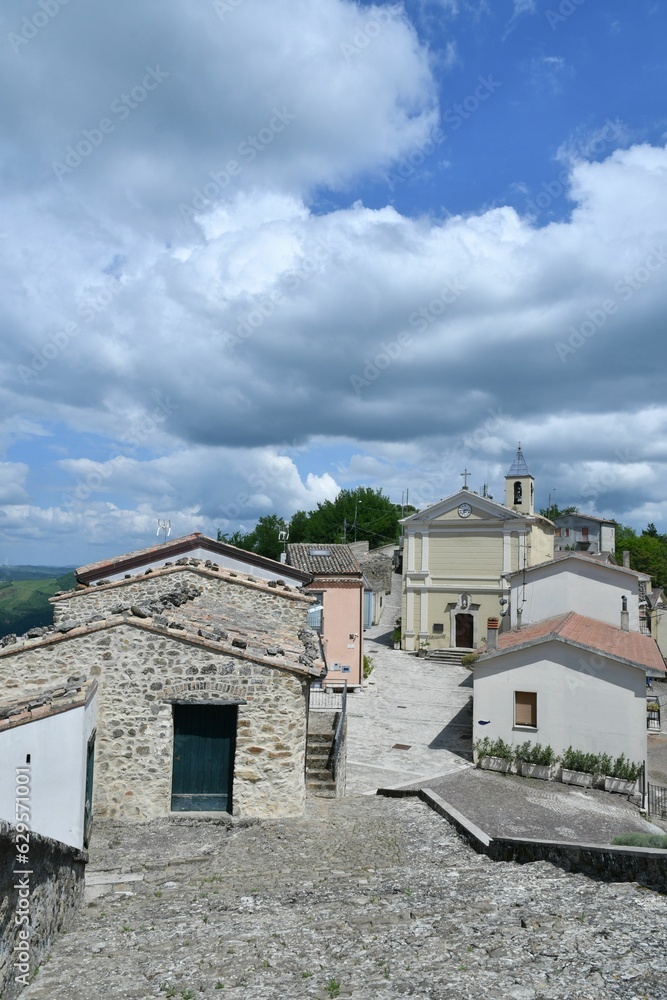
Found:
[514,691,537,728]
[513,481,522,505]
[581,527,589,539]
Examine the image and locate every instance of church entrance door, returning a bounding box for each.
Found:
[455,613,474,648]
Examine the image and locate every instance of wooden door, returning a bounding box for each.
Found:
[171,704,236,812]
[455,613,474,648]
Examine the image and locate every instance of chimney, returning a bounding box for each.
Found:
[487,617,500,650]
[621,595,629,632]
[623,550,630,568]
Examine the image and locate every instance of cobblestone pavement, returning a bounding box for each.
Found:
[21,796,667,1000]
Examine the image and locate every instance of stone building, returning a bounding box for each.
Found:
[0,559,322,824]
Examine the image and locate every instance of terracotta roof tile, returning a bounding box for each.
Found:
[286,543,363,576]
[0,679,96,732]
[481,611,665,672]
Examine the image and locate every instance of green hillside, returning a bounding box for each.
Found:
[0,571,77,638]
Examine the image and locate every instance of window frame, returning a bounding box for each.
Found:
[514,690,537,730]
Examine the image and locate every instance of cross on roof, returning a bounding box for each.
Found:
[461,468,471,489]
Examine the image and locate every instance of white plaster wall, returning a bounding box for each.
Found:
[473,640,647,765]
[97,546,304,585]
[0,696,97,850]
[511,564,640,630]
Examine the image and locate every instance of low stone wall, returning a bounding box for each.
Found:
[380,787,667,893]
[0,822,86,999]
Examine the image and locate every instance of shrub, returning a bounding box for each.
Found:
[611,833,667,849]
[363,655,374,679]
[474,736,514,763]
[514,741,555,766]
[460,652,479,667]
[608,754,642,782]
[647,701,660,713]
[560,747,601,774]
[391,618,402,644]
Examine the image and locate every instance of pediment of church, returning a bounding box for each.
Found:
[401,490,525,526]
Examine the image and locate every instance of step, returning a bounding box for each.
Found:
[306,768,334,782]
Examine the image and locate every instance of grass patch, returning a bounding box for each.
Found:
[611,833,667,849]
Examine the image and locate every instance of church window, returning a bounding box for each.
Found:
[513,481,522,505]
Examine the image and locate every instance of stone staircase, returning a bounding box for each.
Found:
[306,712,338,798]
[425,648,473,666]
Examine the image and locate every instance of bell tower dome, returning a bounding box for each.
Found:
[505,444,534,514]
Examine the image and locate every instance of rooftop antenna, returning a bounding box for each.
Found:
[156,519,171,543]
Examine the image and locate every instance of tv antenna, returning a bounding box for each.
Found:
[156,519,171,543]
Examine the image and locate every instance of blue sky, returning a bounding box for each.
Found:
[1,0,667,563]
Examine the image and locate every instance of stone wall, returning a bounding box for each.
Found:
[0,822,85,999]
[0,623,309,822]
[52,566,312,632]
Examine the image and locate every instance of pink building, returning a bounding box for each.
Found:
[286,544,364,690]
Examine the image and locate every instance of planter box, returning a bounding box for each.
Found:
[520,761,556,781]
[479,755,511,773]
[604,776,637,795]
[561,768,593,788]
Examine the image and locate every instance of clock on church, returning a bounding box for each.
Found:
[458,503,472,518]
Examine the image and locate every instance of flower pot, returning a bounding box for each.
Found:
[479,755,511,773]
[604,776,637,795]
[561,768,593,788]
[520,761,555,781]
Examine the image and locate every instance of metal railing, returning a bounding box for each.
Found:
[647,782,667,820]
[332,682,347,782]
[309,688,343,711]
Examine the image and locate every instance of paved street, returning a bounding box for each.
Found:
[349,622,666,841]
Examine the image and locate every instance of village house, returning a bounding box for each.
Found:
[0,680,97,850]
[286,543,364,690]
[75,531,311,588]
[553,512,616,555]
[400,446,554,652]
[0,557,323,825]
[507,550,648,632]
[473,612,664,767]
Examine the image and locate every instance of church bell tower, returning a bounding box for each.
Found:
[505,444,534,515]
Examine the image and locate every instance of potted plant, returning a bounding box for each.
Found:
[392,618,402,650]
[559,747,599,788]
[418,638,430,658]
[474,736,514,773]
[515,741,557,781]
[604,754,642,795]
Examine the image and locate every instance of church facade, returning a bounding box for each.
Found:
[400,447,555,651]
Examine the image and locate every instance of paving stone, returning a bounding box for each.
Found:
[20,796,667,1000]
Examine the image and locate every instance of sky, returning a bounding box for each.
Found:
[2,0,667,564]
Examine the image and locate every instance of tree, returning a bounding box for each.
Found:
[539,503,579,521]
[615,523,667,590]
[216,486,405,560]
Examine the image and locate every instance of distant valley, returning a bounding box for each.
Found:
[0,567,76,637]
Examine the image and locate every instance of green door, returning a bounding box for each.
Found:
[171,704,237,812]
[84,735,95,847]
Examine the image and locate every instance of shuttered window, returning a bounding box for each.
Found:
[515,691,537,728]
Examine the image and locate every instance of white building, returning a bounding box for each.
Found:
[0,681,97,850]
[507,551,648,632]
[473,613,664,765]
